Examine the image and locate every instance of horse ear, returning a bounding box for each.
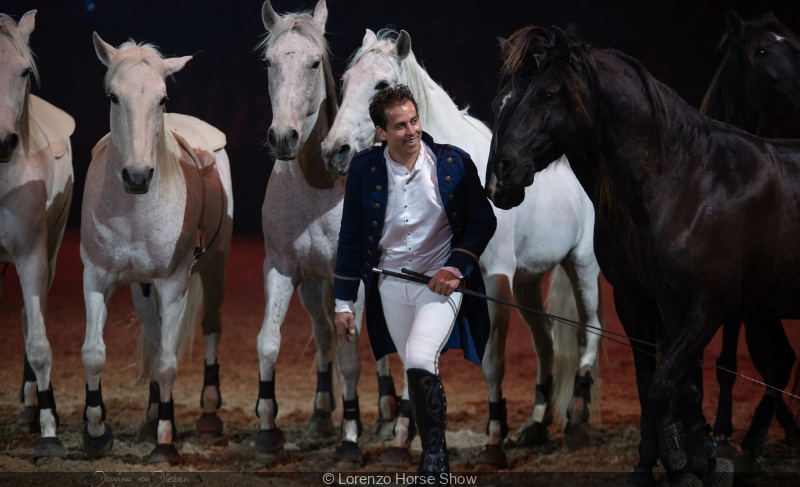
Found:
[552,25,572,60]
[497,37,509,58]
[312,0,328,33]
[363,29,378,47]
[723,5,745,40]
[262,0,283,32]
[164,55,193,76]
[93,32,118,67]
[17,10,36,41]
[395,30,412,61]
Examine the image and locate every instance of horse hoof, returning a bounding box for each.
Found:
[564,421,592,451]
[625,467,656,487]
[83,423,114,459]
[255,428,285,467]
[333,440,364,469]
[196,412,223,438]
[33,437,66,461]
[136,418,159,443]
[702,457,734,487]
[732,451,763,475]
[382,446,414,469]
[475,444,508,469]
[149,443,181,465]
[16,406,40,434]
[713,438,739,459]
[375,418,396,441]
[508,419,550,448]
[666,473,702,487]
[306,409,335,439]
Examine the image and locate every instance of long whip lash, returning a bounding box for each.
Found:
[373,267,800,401]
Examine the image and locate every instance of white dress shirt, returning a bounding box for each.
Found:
[335,142,458,314]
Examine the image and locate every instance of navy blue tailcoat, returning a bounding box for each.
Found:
[334,132,497,365]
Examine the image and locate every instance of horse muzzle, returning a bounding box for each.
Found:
[322,143,354,176]
[122,167,155,194]
[0,133,19,163]
[268,127,300,160]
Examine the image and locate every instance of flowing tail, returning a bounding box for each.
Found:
[546,264,605,428]
[135,274,203,384]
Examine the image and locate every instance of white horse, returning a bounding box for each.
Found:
[80,33,233,465]
[254,0,395,468]
[0,10,74,462]
[321,29,604,467]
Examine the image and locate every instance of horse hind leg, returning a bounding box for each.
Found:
[195,252,229,439]
[508,277,556,452]
[375,355,399,440]
[131,283,163,444]
[712,320,741,459]
[298,279,338,439]
[553,259,602,451]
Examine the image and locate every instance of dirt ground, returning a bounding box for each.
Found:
[1,230,800,483]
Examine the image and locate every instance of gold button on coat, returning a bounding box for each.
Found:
[372,221,378,227]
[375,185,382,191]
[369,236,374,242]
[446,157,453,164]
[371,167,377,173]
[444,176,452,183]
[449,194,454,200]
[374,203,381,209]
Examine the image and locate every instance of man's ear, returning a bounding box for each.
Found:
[375,126,388,141]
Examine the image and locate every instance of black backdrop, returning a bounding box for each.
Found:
[4,0,799,233]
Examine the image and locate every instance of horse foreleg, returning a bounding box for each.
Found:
[510,277,555,449]
[81,267,118,458]
[736,318,794,472]
[255,267,293,466]
[146,276,193,465]
[17,248,65,461]
[196,252,228,438]
[712,320,740,458]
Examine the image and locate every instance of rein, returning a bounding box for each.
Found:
[373,267,800,401]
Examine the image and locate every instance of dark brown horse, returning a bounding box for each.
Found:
[487,25,800,486]
[701,7,800,464]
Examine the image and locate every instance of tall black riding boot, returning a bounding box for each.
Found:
[407,368,449,476]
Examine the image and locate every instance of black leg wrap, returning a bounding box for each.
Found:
[396,398,417,443]
[342,396,363,437]
[158,400,174,422]
[573,371,594,405]
[200,360,221,409]
[487,398,509,439]
[19,355,36,403]
[148,381,160,405]
[658,416,687,472]
[378,373,398,399]
[536,375,553,403]
[37,384,59,429]
[684,412,715,475]
[256,372,278,419]
[84,382,107,422]
[407,368,449,475]
[317,363,335,412]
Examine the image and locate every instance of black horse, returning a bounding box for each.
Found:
[488,24,800,486]
[700,7,800,463]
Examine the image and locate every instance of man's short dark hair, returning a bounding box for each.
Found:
[369,84,419,130]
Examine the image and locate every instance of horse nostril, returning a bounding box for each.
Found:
[337,144,350,156]
[267,129,278,149]
[121,168,132,184]
[288,130,299,148]
[147,168,155,182]
[6,134,19,151]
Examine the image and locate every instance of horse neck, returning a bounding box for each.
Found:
[402,57,470,139]
[701,47,760,133]
[297,100,342,190]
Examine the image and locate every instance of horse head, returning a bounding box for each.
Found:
[487,26,593,209]
[261,0,334,161]
[0,11,37,163]
[93,32,191,194]
[321,29,412,175]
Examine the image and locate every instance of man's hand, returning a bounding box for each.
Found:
[334,312,356,342]
[428,269,461,296]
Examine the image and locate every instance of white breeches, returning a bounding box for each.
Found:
[378,276,463,375]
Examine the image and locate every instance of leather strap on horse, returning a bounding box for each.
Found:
[84,382,107,422]
[317,363,335,412]
[0,263,7,299]
[158,399,175,422]
[257,371,278,419]
[377,373,398,399]
[19,355,36,403]
[573,372,594,405]
[37,384,56,410]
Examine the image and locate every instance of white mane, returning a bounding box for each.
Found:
[348,29,491,140]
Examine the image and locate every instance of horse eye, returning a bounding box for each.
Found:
[756,48,768,57]
[541,91,556,101]
[159,97,168,106]
[265,59,272,68]
[109,94,119,104]
[375,81,389,91]
[311,61,321,69]
[21,67,31,78]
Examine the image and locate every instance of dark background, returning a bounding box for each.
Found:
[4,0,799,233]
